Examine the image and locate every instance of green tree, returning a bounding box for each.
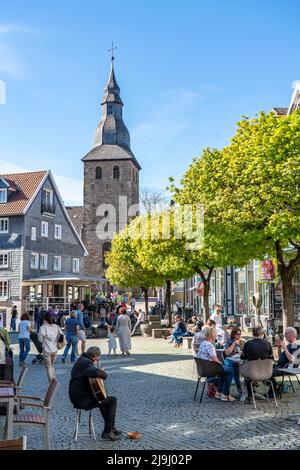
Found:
[169,148,266,321]
[215,111,300,328]
[105,228,164,316]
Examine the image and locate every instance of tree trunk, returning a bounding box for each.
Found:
[275,241,299,329]
[165,280,172,327]
[141,287,149,319]
[202,279,210,323]
[281,273,294,329]
[196,267,214,323]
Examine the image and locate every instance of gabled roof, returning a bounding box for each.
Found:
[82,144,141,170]
[66,206,84,237]
[0,171,47,216]
[0,170,88,256]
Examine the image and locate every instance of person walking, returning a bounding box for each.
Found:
[62,311,79,363]
[38,312,63,383]
[75,303,87,355]
[131,309,145,336]
[107,325,117,355]
[115,307,131,355]
[10,306,18,332]
[18,313,33,365]
[130,296,136,312]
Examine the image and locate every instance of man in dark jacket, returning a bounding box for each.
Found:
[69,346,121,441]
[240,325,274,400]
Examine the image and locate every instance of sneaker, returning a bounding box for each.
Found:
[125,349,130,355]
[101,431,121,441]
[18,360,23,366]
[61,358,65,364]
[215,392,222,399]
[112,428,122,436]
[221,394,235,402]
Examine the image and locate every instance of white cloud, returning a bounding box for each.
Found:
[0,23,35,35]
[132,89,203,145]
[0,42,24,78]
[0,159,83,206]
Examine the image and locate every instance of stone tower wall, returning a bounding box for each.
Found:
[82,159,139,277]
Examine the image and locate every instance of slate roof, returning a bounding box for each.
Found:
[0,171,47,216]
[66,206,84,237]
[272,107,288,115]
[81,144,141,170]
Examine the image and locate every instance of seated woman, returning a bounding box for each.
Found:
[197,327,235,402]
[187,315,198,333]
[224,326,243,397]
[170,315,188,347]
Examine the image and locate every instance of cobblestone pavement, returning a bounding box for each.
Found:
[1,335,300,450]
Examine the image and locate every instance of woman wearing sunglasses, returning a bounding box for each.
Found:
[224,327,243,397]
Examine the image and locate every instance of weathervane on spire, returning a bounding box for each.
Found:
[108,41,117,63]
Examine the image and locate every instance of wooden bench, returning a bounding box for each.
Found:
[182,336,193,349]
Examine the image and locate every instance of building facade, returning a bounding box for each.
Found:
[0,170,89,326]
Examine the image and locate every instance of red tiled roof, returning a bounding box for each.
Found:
[0,171,47,216]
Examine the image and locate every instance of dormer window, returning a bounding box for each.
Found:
[0,188,7,203]
[107,105,113,115]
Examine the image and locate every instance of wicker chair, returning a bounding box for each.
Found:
[194,358,226,403]
[13,379,59,449]
[240,359,278,409]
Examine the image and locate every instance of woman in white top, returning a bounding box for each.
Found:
[18,312,33,365]
[116,307,131,355]
[38,311,63,383]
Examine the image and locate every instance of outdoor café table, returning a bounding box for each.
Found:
[0,387,14,439]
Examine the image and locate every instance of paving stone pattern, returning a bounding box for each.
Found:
[1,335,300,450]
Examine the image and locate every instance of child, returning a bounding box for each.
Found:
[107,325,117,355]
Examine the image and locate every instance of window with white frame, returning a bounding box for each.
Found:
[0,280,8,298]
[0,252,9,268]
[0,218,9,233]
[0,188,7,203]
[30,253,39,269]
[40,254,48,270]
[53,256,62,271]
[41,221,48,237]
[72,258,80,273]
[54,224,62,240]
[31,226,37,241]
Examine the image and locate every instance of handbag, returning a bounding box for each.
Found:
[57,333,67,350]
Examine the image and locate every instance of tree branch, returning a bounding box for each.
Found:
[289,239,300,250]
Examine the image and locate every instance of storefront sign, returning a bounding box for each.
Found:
[259,259,278,283]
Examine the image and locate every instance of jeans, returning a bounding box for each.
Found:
[223,358,241,390]
[10,318,16,332]
[172,331,183,345]
[63,335,78,361]
[217,365,234,396]
[18,338,30,363]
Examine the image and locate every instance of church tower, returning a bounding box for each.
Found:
[82,57,141,279]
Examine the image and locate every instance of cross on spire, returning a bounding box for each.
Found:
[108,41,117,63]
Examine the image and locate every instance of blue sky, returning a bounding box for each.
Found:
[0,0,299,204]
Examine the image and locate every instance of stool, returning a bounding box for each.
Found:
[73,409,96,442]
